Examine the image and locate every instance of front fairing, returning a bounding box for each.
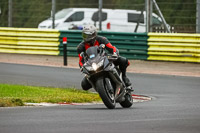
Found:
[82,46,110,75]
[83,56,108,74]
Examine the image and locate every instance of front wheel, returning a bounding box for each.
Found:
[119,93,133,108]
[96,78,116,109]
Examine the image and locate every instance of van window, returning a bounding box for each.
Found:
[65,12,84,22]
[153,16,162,25]
[128,13,144,24]
[92,11,107,22]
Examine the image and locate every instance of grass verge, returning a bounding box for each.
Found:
[0,84,101,107]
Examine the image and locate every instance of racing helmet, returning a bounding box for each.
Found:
[82,24,97,45]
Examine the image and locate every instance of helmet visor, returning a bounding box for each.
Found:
[82,32,96,42]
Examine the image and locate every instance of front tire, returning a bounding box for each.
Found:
[96,78,116,109]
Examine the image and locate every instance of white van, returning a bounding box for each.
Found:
[38,8,164,33]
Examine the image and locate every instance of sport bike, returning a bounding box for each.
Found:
[81,45,133,109]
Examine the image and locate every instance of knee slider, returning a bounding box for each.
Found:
[81,77,92,90]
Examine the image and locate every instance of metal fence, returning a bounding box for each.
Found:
[0,0,197,33]
[152,0,196,33]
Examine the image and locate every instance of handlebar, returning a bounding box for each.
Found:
[107,54,118,61]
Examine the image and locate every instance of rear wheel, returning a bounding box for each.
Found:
[120,93,133,108]
[96,77,116,109]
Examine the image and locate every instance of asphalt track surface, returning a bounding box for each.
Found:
[0,63,200,133]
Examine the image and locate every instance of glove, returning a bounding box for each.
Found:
[112,52,118,57]
[99,44,105,49]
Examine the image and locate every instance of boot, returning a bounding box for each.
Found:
[122,76,134,92]
[119,57,133,91]
[121,68,132,87]
[122,76,132,87]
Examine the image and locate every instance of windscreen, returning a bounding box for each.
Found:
[86,46,99,59]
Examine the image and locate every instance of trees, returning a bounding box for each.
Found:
[0,0,8,27]
[0,0,196,31]
[156,0,196,25]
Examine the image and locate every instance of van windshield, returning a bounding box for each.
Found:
[153,16,162,25]
[49,9,72,20]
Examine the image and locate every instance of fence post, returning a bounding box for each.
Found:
[52,0,56,29]
[197,0,200,33]
[98,0,103,31]
[63,37,67,66]
[8,0,12,27]
[145,0,152,32]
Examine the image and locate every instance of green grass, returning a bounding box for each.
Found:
[0,84,101,107]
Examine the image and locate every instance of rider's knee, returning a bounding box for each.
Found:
[118,56,129,70]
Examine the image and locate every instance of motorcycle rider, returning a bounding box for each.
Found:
[77,24,133,91]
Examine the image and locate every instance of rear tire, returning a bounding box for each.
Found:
[96,78,116,109]
[120,93,133,108]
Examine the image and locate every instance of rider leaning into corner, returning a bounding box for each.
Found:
[77,24,134,92]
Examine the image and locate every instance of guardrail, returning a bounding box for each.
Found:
[0,27,199,63]
[148,33,200,63]
[0,27,60,55]
[0,27,148,60]
[59,30,148,60]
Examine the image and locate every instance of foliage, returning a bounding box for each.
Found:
[155,0,196,25]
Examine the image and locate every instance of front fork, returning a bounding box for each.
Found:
[110,67,126,88]
[107,64,128,102]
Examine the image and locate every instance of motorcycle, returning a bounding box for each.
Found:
[81,44,133,109]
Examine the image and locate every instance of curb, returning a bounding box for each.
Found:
[25,94,152,107]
